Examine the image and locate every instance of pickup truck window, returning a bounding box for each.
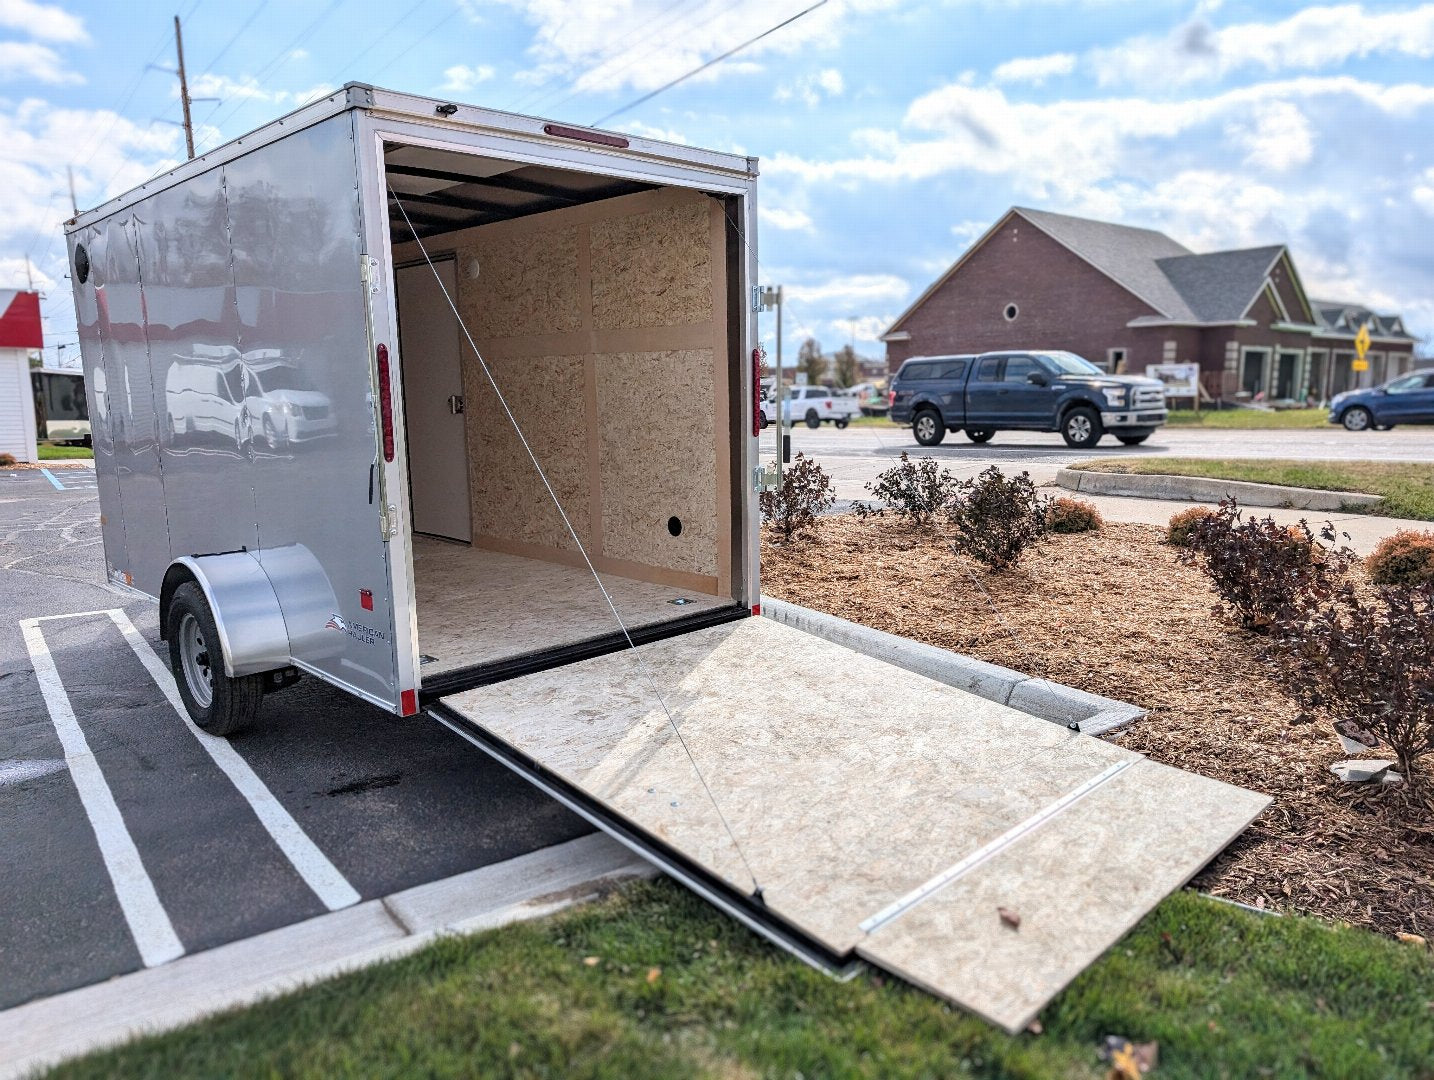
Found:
[974,357,1002,382]
[1003,357,1039,383]
[939,360,968,379]
[1042,351,1105,375]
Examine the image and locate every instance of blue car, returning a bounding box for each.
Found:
[1328,370,1434,431]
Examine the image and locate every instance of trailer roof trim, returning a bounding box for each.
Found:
[67,83,757,232]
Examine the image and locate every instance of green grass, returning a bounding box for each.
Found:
[1073,457,1434,522]
[1164,408,1331,429]
[38,442,93,459]
[54,879,1434,1080]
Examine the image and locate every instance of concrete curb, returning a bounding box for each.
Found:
[1056,468,1383,513]
[760,597,1143,737]
[0,834,654,1079]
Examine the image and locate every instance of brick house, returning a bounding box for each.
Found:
[882,207,1420,400]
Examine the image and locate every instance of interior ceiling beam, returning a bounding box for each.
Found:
[386,163,585,204]
[392,189,527,218]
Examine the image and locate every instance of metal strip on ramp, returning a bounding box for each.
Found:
[437,617,1269,1030]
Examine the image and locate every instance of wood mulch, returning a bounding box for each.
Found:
[761,514,1434,940]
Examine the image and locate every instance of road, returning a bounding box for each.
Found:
[0,467,589,1011]
[760,423,1434,501]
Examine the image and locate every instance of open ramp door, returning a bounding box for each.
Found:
[433,617,1268,1032]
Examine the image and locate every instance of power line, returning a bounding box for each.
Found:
[591,0,828,126]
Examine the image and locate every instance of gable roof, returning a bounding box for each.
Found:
[1014,207,1199,321]
[1311,299,1419,342]
[1153,246,1285,322]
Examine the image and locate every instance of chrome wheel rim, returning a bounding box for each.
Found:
[1345,410,1369,431]
[179,612,214,709]
[1068,415,1092,441]
[916,415,936,441]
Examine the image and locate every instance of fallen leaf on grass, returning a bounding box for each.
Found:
[1395,933,1428,948]
[582,956,600,966]
[998,906,1021,929]
[646,967,662,983]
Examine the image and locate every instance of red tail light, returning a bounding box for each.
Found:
[752,348,762,436]
[376,343,395,462]
[888,389,896,407]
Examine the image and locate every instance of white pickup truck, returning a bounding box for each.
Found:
[760,385,862,429]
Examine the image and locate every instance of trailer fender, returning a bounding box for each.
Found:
[160,554,291,678]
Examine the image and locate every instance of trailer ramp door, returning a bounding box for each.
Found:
[435,617,1268,1032]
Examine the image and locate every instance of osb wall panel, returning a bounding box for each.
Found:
[595,350,717,577]
[466,353,590,552]
[459,225,581,339]
[590,196,713,331]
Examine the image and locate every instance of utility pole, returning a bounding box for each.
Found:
[66,165,78,216]
[175,14,195,159]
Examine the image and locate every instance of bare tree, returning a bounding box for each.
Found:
[833,344,859,388]
[797,337,827,386]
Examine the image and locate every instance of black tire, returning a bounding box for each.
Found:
[1341,406,1372,432]
[965,429,994,443]
[913,410,945,446]
[758,412,769,430]
[804,409,821,430]
[167,581,264,736]
[834,418,849,430]
[1061,406,1104,448]
[1116,434,1151,446]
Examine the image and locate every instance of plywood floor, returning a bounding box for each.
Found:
[412,536,732,678]
[443,617,1270,1032]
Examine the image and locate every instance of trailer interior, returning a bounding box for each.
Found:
[384,142,746,689]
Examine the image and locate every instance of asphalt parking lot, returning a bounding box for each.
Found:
[0,468,589,1011]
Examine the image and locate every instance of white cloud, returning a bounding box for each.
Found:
[786,273,909,306]
[188,73,337,106]
[620,118,689,143]
[759,206,814,231]
[1414,167,1434,216]
[439,63,496,94]
[0,0,86,43]
[0,41,79,84]
[776,67,845,106]
[991,52,1074,86]
[1089,4,1434,88]
[1225,100,1315,172]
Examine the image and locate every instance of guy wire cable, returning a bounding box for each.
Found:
[388,187,764,898]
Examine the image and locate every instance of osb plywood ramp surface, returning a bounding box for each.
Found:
[442,618,1270,1032]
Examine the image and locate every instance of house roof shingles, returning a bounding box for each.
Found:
[1153,246,1285,323]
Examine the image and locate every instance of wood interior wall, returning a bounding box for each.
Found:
[391,185,731,597]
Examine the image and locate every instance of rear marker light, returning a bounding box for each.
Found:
[400,689,418,716]
[376,343,395,462]
[543,123,629,149]
[360,589,373,611]
[752,348,763,436]
[751,603,761,616]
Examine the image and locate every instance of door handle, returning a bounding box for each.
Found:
[447,395,464,415]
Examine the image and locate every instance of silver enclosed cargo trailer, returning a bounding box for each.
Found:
[67,85,1268,1032]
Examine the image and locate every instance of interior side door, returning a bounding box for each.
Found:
[396,259,471,542]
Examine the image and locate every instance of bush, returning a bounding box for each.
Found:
[1366,530,1434,587]
[1180,501,1355,631]
[758,452,833,542]
[1166,506,1214,547]
[0,452,14,467]
[1267,584,1434,787]
[852,452,959,527]
[1046,496,1102,534]
[948,467,1050,571]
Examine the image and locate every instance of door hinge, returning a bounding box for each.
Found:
[360,254,380,295]
[751,285,761,312]
[754,464,779,492]
[379,501,398,541]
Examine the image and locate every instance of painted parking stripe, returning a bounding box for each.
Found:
[108,610,362,912]
[37,468,65,491]
[19,619,186,968]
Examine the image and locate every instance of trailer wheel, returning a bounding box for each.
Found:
[167,582,264,736]
[804,409,821,429]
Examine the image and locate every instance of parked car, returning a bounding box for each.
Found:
[888,350,1167,448]
[1328,370,1434,431]
[759,385,861,429]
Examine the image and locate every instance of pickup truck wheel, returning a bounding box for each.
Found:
[804,409,821,429]
[913,410,945,446]
[1116,433,1150,446]
[167,582,264,736]
[1061,406,1103,448]
[758,413,769,430]
[834,418,849,430]
[1341,406,1372,432]
[965,429,994,443]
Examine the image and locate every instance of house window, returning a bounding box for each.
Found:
[1106,348,1127,373]
[1003,302,1019,321]
[1163,340,1177,361]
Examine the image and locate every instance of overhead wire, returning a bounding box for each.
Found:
[389,186,764,898]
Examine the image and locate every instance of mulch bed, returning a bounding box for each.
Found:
[761,515,1434,940]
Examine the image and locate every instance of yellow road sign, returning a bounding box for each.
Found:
[1353,359,1369,372]
[1354,323,1371,359]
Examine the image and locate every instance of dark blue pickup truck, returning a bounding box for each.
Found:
[888,350,1168,448]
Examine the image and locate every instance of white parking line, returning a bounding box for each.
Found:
[107,610,362,912]
[19,619,186,969]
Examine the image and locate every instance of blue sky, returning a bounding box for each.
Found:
[5,0,1433,365]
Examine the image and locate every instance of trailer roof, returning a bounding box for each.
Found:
[68,83,758,232]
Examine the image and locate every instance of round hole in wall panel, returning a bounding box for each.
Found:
[1003,302,1019,322]
[74,244,90,285]
[667,516,683,537]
